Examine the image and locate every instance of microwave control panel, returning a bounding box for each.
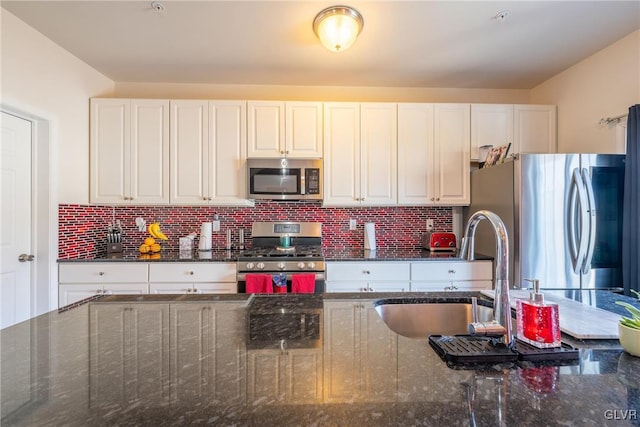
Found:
[305,168,320,194]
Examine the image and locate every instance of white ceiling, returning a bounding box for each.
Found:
[3,1,639,89]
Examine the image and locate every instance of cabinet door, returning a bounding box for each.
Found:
[434,104,470,205]
[170,303,246,404]
[513,105,557,154]
[470,104,514,162]
[89,304,170,410]
[247,101,285,158]
[286,102,323,157]
[398,103,435,205]
[209,101,251,205]
[170,100,209,204]
[90,99,129,204]
[323,103,360,206]
[360,103,397,205]
[130,99,170,204]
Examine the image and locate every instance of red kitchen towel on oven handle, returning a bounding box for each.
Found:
[292,273,316,293]
[245,274,273,293]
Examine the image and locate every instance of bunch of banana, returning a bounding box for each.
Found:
[148,222,169,240]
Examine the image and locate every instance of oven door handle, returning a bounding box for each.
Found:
[237,272,325,281]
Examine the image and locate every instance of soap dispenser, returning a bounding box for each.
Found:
[516,279,561,348]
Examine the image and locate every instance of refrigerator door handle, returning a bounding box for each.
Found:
[568,168,589,274]
[581,168,597,275]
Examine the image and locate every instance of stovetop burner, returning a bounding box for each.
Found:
[239,245,323,259]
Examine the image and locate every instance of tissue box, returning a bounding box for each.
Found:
[179,237,194,251]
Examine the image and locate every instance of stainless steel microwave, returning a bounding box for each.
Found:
[247,158,323,201]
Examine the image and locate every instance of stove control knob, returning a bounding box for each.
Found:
[297,262,306,269]
[256,262,265,270]
[246,262,255,270]
[277,262,286,270]
[308,262,316,269]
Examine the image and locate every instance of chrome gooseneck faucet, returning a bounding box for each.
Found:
[460,210,513,347]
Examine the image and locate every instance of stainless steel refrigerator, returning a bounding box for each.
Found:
[464,154,625,291]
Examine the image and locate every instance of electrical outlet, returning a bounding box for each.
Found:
[426,219,434,231]
[349,219,357,230]
[212,220,221,232]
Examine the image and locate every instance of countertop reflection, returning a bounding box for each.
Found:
[2,292,638,426]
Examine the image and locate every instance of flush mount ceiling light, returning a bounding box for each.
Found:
[313,5,364,52]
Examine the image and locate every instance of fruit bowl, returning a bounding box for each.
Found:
[618,323,640,357]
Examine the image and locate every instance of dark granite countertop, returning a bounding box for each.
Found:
[2,291,639,426]
[58,248,492,263]
[57,249,240,262]
[323,247,493,262]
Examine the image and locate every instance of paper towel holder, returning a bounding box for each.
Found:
[364,222,376,250]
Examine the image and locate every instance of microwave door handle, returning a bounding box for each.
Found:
[581,168,597,275]
[568,168,588,274]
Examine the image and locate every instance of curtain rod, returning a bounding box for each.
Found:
[599,113,628,126]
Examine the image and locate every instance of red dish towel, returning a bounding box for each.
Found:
[292,274,316,293]
[245,274,273,293]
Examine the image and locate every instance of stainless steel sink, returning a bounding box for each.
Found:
[373,298,494,339]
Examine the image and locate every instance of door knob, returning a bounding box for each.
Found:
[18,254,35,262]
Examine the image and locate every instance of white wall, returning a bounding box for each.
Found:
[114,82,530,104]
[531,30,640,154]
[1,10,115,204]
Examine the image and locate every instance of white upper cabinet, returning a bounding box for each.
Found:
[90,98,169,204]
[247,101,322,158]
[398,103,470,206]
[360,103,398,205]
[170,100,251,205]
[513,104,557,154]
[470,104,556,161]
[434,104,471,205]
[397,103,435,205]
[322,103,361,206]
[470,104,514,161]
[323,103,397,206]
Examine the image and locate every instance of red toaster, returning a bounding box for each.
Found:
[422,232,457,252]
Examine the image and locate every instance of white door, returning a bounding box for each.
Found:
[1,112,33,328]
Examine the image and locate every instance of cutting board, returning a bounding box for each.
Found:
[480,289,621,339]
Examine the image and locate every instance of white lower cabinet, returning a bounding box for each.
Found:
[323,300,398,402]
[170,303,246,405]
[247,348,323,404]
[410,260,493,291]
[58,262,238,307]
[325,262,410,292]
[148,262,237,294]
[58,263,149,306]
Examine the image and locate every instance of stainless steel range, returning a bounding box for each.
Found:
[236,221,325,293]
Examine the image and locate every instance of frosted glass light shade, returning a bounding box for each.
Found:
[313,6,364,52]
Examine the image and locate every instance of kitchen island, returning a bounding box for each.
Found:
[2,292,639,426]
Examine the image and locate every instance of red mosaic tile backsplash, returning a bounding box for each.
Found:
[58,202,453,258]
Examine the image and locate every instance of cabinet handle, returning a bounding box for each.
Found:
[208,197,212,201]
[436,197,440,202]
[192,288,198,293]
[363,270,370,275]
[430,197,435,201]
[98,272,105,276]
[369,286,375,292]
[448,269,456,274]
[285,150,290,155]
[188,271,194,275]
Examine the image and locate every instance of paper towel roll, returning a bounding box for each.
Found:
[199,222,212,251]
[364,222,376,250]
